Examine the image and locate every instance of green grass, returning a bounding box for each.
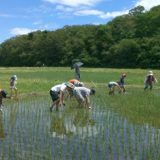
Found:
[108,88,160,127]
[0,67,160,127]
[0,72,160,159]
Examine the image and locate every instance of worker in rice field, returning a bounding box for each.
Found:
[107,81,122,95]
[74,64,81,80]
[0,89,8,111]
[10,75,18,98]
[49,82,74,112]
[72,86,96,109]
[117,73,127,93]
[68,79,84,97]
[69,79,84,87]
[144,71,158,90]
[71,60,83,81]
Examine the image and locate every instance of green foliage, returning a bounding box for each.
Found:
[107,39,140,67]
[129,5,145,16]
[0,6,160,68]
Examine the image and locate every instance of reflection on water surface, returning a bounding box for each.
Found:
[0,97,159,159]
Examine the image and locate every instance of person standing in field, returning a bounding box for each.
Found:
[71,60,83,81]
[74,64,80,80]
[49,82,74,112]
[117,73,127,93]
[10,75,18,98]
[144,71,158,90]
[72,86,96,109]
[0,89,8,111]
[108,81,122,95]
[72,63,81,81]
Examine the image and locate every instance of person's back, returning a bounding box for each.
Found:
[69,79,84,87]
[69,79,79,84]
[145,75,155,84]
[73,87,95,108]
[51,84,64,92]
[69,79,80,86]
[108,81,121,95]
[74,86,90,97]
[108,81,119,87]
[50,83,69,111]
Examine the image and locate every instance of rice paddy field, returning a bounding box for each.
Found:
[0,67,160,160]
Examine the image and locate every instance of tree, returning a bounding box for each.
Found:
[107,39,140,68]
[0,5,160,68]
[129,5,145,16]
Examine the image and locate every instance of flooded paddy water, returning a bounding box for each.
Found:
[0,96,160,160]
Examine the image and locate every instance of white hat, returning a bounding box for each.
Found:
[148,71,153,75]
[79,82,84,86]
[11,75,17,80]
[65,82,75,89]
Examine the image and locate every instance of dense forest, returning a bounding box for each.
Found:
[0,5,160,68]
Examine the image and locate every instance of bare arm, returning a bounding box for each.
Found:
[117,85,122,93]
[154,77,158,83]
[85,96,90,108]
[59,90,64,106]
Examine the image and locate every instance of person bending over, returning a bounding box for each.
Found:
[108,81,122,95]
[72,86,96,109]
[49,82,74,111]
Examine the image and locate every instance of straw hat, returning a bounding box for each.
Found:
[122,73,126,77]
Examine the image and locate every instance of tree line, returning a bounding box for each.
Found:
[0,5,160,68]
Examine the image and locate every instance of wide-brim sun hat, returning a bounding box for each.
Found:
[11,75,17,80]
[148,71,153,75]
[122,73,126,77]
[13,75,17,80]
[65,82,75,89]
[79,82,84,87]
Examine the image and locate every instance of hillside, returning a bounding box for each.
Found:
[0,5,160,68]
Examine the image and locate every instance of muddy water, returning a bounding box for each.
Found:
[0,97,160,159]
